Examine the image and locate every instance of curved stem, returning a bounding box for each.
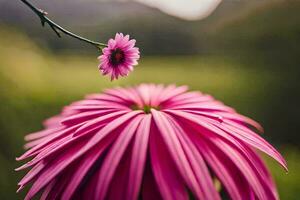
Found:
[20,0,107,50]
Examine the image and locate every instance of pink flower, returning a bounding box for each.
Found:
[98,33,140,80]
[16,84,287,200]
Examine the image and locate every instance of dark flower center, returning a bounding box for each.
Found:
[110,48,125,66]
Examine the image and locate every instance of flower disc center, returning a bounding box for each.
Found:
[131,104,160,114]
[110,48,125,66]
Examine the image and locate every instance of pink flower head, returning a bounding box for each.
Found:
[98,33,140,80]
[17,84,287,200]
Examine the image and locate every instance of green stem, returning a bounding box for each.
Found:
[20,0,107,50]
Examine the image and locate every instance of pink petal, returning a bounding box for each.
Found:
[165,113,221,200]
[126,115,152,200]
[149,115,188,200]
[94,115,143,199]
[151,109,219,200]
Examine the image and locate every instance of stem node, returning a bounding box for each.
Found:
[20,0,107,48]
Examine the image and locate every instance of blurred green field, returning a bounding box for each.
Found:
[0,27,299,199]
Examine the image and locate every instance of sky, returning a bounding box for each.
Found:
[129,0,222,20]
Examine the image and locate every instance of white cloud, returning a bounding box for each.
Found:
[133,0,222,20]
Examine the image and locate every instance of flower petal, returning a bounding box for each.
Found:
[149,115,188,200]
[151,109,219,200]
[94,115,144,199]
[126,115,152,200]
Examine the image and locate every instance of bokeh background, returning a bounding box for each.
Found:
[0,0,299,199]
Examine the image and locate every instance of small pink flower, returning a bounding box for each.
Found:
[16,84,287,200]
[98,33,140,80]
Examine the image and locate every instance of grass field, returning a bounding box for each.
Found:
[0,28,299,199]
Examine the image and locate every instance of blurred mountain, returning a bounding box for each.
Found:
[208,0,300,68]
[0,0,259,25]
[0,0,268,53]
[0,0,299,59]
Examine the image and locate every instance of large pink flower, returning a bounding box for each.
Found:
[98,33,140,80]
[17,84,287,200]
